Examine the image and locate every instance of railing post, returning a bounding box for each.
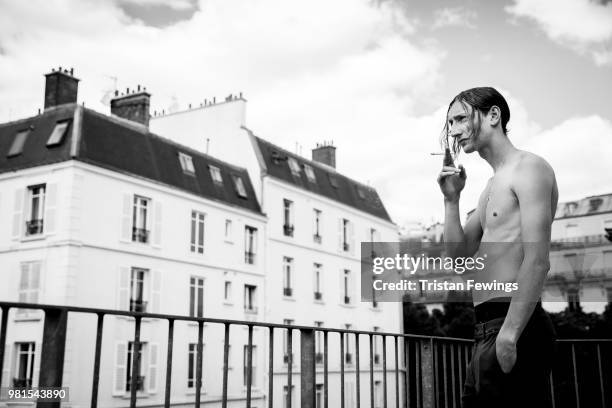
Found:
[0,306,10,389]
[420,339,435,408]
[37,308,68,408]
[300,328,316,408]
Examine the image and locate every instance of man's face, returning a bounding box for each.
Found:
[446,100,480,153]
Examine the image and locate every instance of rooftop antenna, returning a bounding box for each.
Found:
[206,138,210,155]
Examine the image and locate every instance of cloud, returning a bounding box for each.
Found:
[117,0,197,10]
[432,7,477,30]
[506,0,612,66]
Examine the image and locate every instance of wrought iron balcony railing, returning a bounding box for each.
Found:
[314,291,322,300]
[283,287,293,297]
[283,224,294,237]
[25,219,44,236]
[0,301,609,408]
[131,227,149,243]
[313,234,322,244]
[244,251,255,264]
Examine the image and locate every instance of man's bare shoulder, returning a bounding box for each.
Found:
[513,150,556,180]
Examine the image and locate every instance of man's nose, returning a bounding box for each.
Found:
[449,127,462,139]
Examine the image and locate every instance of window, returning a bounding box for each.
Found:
[329,174,338,189]
[130,268,148,312]
[343,270,352,305]
[187,343,198,389]
[190,277,204,318]
[316,384,323,408]
[244,284,257,312]
[374,381,382,408]
[209,165,223,184]
[283,257,293,297]
[243,345,257,387]
[233,175,247,198]
[244,226,257,264]
[342,218,350,252]
[288,157,301,177]
[7,129,29,157]
[190,211,205,254]
[283,385,296,408]
[17,262,41,316]
[224,281,232,302]
[313,263,322,300]
[225,219,233,241]
[179,152,195,175]
[315,321,323,364]
[283,319,294,364]
[567,288,581,312]
[344,324,352,364]
[26,184,46,236]
[356,187,366,200]
[304,164,316,183]
[126,342,145,392]
[132,195,150,243]
[313,209,322,243]
[47,121,70,147]
[373,327,380,365]
[283,199,294,236]
[12,342,35,388]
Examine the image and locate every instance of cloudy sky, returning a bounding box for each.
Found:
[1,0,611,228]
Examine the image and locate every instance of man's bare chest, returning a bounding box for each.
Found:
[478,177,520,232]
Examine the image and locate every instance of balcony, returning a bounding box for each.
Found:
[313,233,322,244]
[12,377,32,388]
[551,233,612,250]
[1,300,609,408]
[283,287,293,297]
[130,300,148,313]
[131,227,149,243]
[314,291,323,301]
[244,251,255,264]
[25,219,44,236]
[343,242,350,252]
[283,224,294,237]
[344,295,351,305]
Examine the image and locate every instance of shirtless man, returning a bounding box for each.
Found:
[437,87,558,408]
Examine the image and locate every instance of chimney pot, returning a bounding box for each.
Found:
[137,85,141,91]
[70,68,74,75]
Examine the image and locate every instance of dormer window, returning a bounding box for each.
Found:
[233,175,247,198]
[47,121,70,147]
[304,164,316,183]
[178,152,195,175]
[209,165,223,185]
[7,129,30,157]
[288,158,301,177]
[589,198,603,213]
[356,187,366,200]
[329,174,338,189]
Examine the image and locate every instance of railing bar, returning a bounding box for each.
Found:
[221,323,230,408]
[383,335,388,408]
[324,330,329,408]
[457,345,463,400]
[246,325,254,408]
[90,312,105,408]
[442,342,448,408]
[596,343,605,408]
[417,340,422,408]
[129,316,142,408]
[432,338,438,408]
[164,319,174,408]
[394,336,399,408]
[549,371,556,408]
[356,333,361,408]
[369,334,374,408]
[450,343,456,408]
[288,327,293,408]
[341,332,345,408]
[268,327,274,408]
[405,338,410,408]
[571,343,580,408]
[195,321,204,408]
[0,306,10,393]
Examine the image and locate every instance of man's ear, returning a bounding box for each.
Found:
[488,105,501,128]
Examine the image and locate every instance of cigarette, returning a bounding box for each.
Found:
[430,152,444,155]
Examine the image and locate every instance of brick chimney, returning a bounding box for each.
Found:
[44,67,79,110]
[312,141,336,168]
[110,86,151,127]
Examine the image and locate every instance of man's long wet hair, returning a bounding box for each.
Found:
[441,87,511,157]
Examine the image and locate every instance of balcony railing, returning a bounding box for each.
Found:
[314,291,322,301]
[126,375,145,392]
[551,233,612,249]
[131,227,149,243]
[244,251,255,264]
[0,301,609,408]
[283,224,294,237]
[343,242,350,252]
[130,300,148,313]
[25,219,44,236]
[313,234,322,244]
[12,377,32,388]
[283,287,293,297]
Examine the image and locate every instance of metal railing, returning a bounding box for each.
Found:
[0,301,609,408]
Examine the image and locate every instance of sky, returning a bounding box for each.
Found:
[0,0,611,229]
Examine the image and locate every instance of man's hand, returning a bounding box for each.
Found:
[437,165,466,202]
[495,330,517,374]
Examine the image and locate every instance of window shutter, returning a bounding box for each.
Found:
[44,183,58,235]
[148,343,159,393]
[120,194,132,242]
[117,267,130,310]
[152,201,162,247]
[339,269,344,303]
[337,218,342,251]
[349,221,355,255]
[113,342,127,395]
[12,188,25,240]
[30,262,41,304]
[151,270,161,313]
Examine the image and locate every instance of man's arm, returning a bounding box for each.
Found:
[496,156,555,373]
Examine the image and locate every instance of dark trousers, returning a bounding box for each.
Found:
[462,299,556,408]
